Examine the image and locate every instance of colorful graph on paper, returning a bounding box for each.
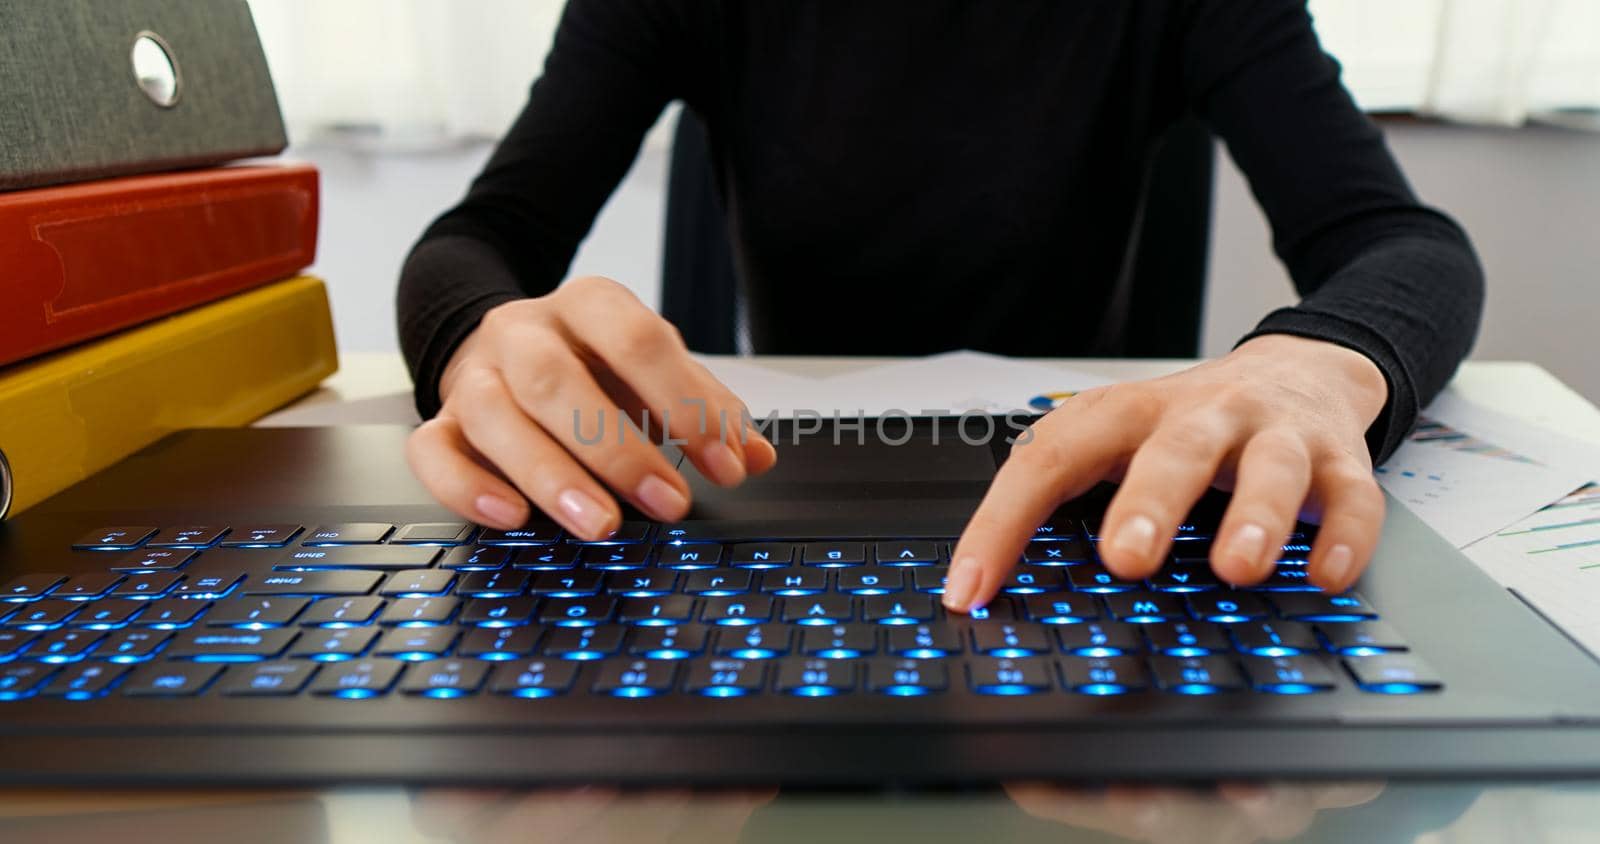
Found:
[1493,483,1600,562]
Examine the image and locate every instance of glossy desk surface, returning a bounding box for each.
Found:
[5,354,1598,843]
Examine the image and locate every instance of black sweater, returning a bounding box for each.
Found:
[397,0,1484,462]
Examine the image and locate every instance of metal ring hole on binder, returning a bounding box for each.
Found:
[0,447,12,521]
[130,31,182,108]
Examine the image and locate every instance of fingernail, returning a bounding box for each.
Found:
[636,475,691,522]
[1108,515,1157,561]
[1222,522,1268,572]
[702,441,746,486]
[1321,544,1356,589]
[557,488,613,539]
[474,494,526,528]
[942,558,981,612]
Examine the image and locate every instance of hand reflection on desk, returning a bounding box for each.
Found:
[1005,781,1385,844]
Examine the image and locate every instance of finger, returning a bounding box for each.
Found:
[1210,428,1313,585]
[487,327,695,523]
[947,393,1136,613]
[556,277,766,486]
[1306,455,1385,592]
[448,367,625,539]
[1098,414,1237,580]
[406,415,529,530]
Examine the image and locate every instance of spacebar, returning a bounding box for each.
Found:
[244,571,383,596]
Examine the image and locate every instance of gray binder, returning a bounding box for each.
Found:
[0,0,287,191]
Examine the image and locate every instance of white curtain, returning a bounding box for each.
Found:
[1422,0,1600,126]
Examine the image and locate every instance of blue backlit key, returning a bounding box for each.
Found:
[781,595,851,625]
[760,568,826,596]
[1270,592,1378,622]
[480,524,563,546]
[1022,539,1089,565]
[219,661,318,696]
[489,659,578,697]
[439,545,512,570]
[606,571,676,597]
[1056,622,1143,656]
[170,572,244,600]
[701,596,773,626]
[277,546,439,572]
[379,597,460,627]
[1023,594,1100,624]
[508,545,578,570]
[56,573,124,601]
[309,658,404,698]
[460,596,537,627]
[380,569,456,598]
[800,624,877,658]
[1059,656,1148,695]
[25,629,104,664]
[1067,565,1140,594]
[219,524,303,548]
[5,600,81,630]
[298,596,386,628]
[133,598,208,629]
[715,623,790,659]
[302,523,394,545]
[684,657,765,697]
[97,629,171,664]
[1151,655,1246,694]
[0,574,65,601]
[1241,655,1337,694]
[289,627,379,662]
[0,664,55,700]
[593,659,677,697]
[165,628,298,662]
[968,656,1052,695]
[803,542,866,567]
[776,658,856,696]
[966,597,1020,621]
[656,544,723,569]
[1002,568,1065,594]
[838,568,904,595]
[0,630,37,661]
[109,548,196,573]
[1186,593,1269,623]
[529,570,603,597]
[73,526,157,550]
[626,624,706,659]
[867,658,947,696]
[375,626,459,661]
[149,526,230,548]
[122,662,222,696]
[67,599,143,629]
[459,626,539,660]
[618,596,694,626]
[1232,621,1320,656]
[540,596,617,627]
[108,573,182,600]
[1150,565,1220,592]
[400,658,488,698]
[391,522,477,546]
[729,543,795,567]
[971,622,1051,657]
[542,625,624,660]
[684,569,753,596]
[1318,621,1408,655]
[1345,654,1442,693]
[577,544,650,571]
[206,598,309,629]
[40,662,128,699]
[875,541,940,566]
[887,623,962,658]
[862,595,933,625]
[1104,592,1186,622]
[571,521,651,545]
[1247,566,1320,592]
[1144,621,1229,656]
[457,570,530,598]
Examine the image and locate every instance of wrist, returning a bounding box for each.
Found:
[1234,334,1390,424]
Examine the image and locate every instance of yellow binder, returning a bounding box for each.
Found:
[0,275,338,516]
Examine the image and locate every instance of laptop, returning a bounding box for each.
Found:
[1,418,1598,785]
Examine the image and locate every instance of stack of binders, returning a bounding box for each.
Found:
[0,1,337,518]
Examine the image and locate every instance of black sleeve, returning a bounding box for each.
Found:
[396,0,696,419]
[1179,0,1485,463]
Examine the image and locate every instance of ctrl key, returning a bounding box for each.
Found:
[220,662,319,696]
[309,659,404,699]
[122,663,223,697]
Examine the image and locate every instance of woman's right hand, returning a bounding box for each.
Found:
[405,276,777,540]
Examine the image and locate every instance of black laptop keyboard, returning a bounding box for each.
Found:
[0,519,1442,701]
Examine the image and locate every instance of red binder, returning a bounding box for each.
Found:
[0,163,319,367]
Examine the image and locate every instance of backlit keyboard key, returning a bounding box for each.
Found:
[277,545,440,571]
[966,597,1019,622]
[165,628,298,661]
[207,598,309,629]
[803,542,866,566]
[456,570,530,598]
[1151,655,1246,694]
[1150,565,1220,592]
[289,628,379,662]
[971,622,1051,657]
[5,600,81,630]
[1002,568,1065,594]
[781,595,852,625]
[73,526,157,550]
[1318,621,1409,655]
[0,630,37,660]
[875,541,940,565]
[627,624,706,659]
[685,657,765,697]
[1023,594,1100,624]
[529,570,603,597]
[309,659,405,698]
[391,522,477,545]
[109,573,182,600]
[585,521,653,544]
[715,623,790,659]
[1270,592,1378,622]
[1144,621,1229,656]
[26,630,105,663]
[246,571,383,597]
[730,543,795,567]
[0,664,55,700]
[490,659,578,697]
[302,523,394,545]
[593,658,677,697]
[508,545,578,570]
[479,524,563,546]
[375,627,459,661]
[220,525,303,548]
[1104,592,1186,622]
[1059,656,1148,695]
[911,567,949,594]
[1056,622,1143,656]
[97,630,171,663]
[1022,539,1090,565]
[838,567,904,595]
[170,573,244,600]
[379,569,456,597]
[379,597,460,627]
[148,526,230,548]
[459,626,539,661]
[800,624,876,658]
[577,544,651,570]
[1232,621,1320,656]
[968,656,1053,695]
[41,663,128,699]
[759,568,826,596]
[539,596,616,627]
[439,545,512,570]
[862,595,933,624]
[543,625,624,660]
[220,661,318,695]
[1344,654,1442,693]
[0,574,65,600]
[122,663,222,696]
[1241,655,1338,693]
[606,571,676,597]
[67,599,143,630]
[655,544,723,569]
[459,596,537,627]
[133,599,208,629]
[1187,593,1270,623]
[701,596,773,626]
[109,548,196,573]
[298,596,386,628]
[401,658,488,697]
[684,569,753,596]
[618,596,695,626]
[867,658,947,695]
[887,623,962,658]
[776,658,856,696]
[1067,565,1141,593]
[57,573,124,601]
[1032,515,1080,540]
[1247,567,1320,592]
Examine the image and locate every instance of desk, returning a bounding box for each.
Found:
[5,354,1599,843]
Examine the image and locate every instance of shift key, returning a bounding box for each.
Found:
[276,546,440,571]
[165,628,298,661]
[245,571,383,596]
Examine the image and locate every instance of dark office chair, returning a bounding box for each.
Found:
[660,108,1215,357]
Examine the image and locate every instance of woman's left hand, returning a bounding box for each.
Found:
[945,334,1391,613]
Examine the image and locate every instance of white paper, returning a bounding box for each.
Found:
[804,350,1111,417]
[1464,484,1600,656]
